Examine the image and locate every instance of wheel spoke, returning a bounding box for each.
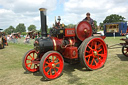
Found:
[98,54,105,58]
[27,63,32,65]
[97,43,102,49]
[97,49,102,53]
[29,63,32,68]
[97,56,101,63]
[88,45,93,50]
[55,62,60,65]
[95,42,97,50]
[56,67,59,69]
[45,61,50,65]
[54,57,58,61]
[34,64,36,69]
[52,56,54,61]
[50,69,52,75]
[35,64,39,68]
[93,59,98,66]
[88,56,90,63]
[47,58,51,63]
[27,59,32,61]
[54,68,57,74]
[85,51,90,53]
[85,54,92,58]
[124,49,127,51]
[29,55,33,59]
[90,58,94,65]
[46,68,51,74]
[125,51,128,54]
[44,65,49,68]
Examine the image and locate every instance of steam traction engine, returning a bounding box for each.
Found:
[22,8,108,80]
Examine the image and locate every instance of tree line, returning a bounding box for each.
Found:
[4,24,36,35]
[3,14,126,35]
[99,14,126,29]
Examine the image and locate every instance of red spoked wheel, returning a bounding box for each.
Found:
[39,51,64,80]
[79,37,107,70]
[22,49,39,72]
[122,46,128,57]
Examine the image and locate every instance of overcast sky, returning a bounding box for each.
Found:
[0,0,128,31]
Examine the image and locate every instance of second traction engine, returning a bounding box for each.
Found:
[22,8,108,80]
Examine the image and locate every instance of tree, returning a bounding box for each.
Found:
[93,20,97,28]
[15,23,26,33]
[21,32,27,36]
[28,25,36,31]
[4,26,15,34]
[65,24,76,28]
[99,22,104,30]
[103,14,126,23]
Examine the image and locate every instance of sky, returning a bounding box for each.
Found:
[0,0,128,31]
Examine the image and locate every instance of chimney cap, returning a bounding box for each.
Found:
[39,8,47,11]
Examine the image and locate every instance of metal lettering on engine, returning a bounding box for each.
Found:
[65,28,75,37]
[67,30,75,35]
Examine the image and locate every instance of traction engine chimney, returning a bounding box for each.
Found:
[39,8,47,37]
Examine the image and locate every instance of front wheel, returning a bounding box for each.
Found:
[122,46,128,57]
[22,49,39,72]
[39,51,64,80]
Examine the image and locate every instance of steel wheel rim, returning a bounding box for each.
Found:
[43,53,63,79]
[123,46,128,56]
[84,38,107,69]
[24,50,39,72]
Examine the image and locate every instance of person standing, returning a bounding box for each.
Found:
[83,12,97,33]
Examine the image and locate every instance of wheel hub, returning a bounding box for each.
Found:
[93,51,98,56]
[52,64,56,68]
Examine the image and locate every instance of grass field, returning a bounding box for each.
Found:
[1,36,128,85]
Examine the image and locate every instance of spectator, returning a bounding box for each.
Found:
[24,35,30,43]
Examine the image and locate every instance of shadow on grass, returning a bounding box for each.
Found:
[62,63,88,84]
[24,63,89,83]
[108,47,122,49]
[107,44,122,49]
[117,54,128,61]
[24,71,31,74]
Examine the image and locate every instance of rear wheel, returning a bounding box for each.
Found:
[122,46,128,57]
[79,37,107,70]
[39,51,64,80]
[22,49,39,72]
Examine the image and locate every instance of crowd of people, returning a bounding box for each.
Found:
[6,33,40,44]
[6,34,30,44]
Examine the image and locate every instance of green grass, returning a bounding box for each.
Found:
[0,36,128,85]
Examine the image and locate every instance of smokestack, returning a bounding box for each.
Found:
[39,8,47,37]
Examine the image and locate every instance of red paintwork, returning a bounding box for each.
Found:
[76,21,92,41]
[3,37,8,46]
[50,37,63,51]
[100,36,106,39]
[63,47,78,59]
[24,50,39,72]
[42,52,64,79]
[65,28,75,37]
[84,37,107,70]
[127,26,128,33]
